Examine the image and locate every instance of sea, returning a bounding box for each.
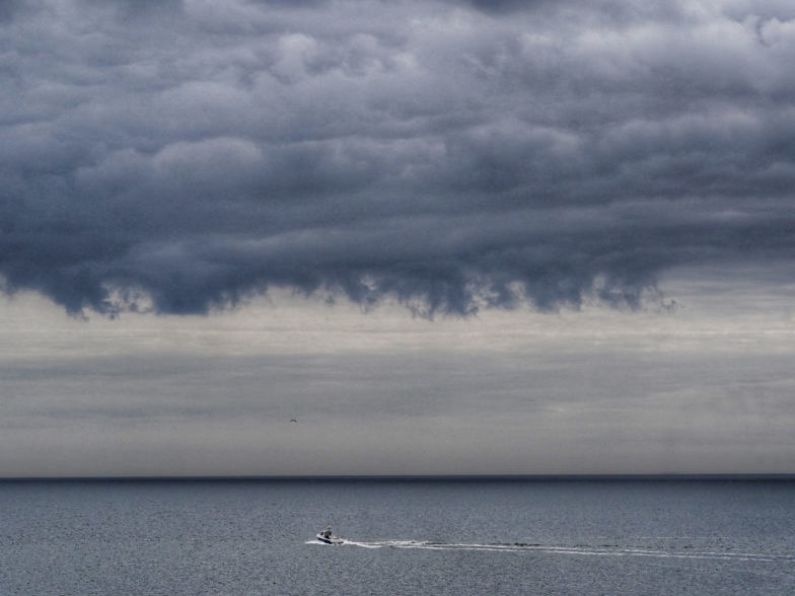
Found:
[0,478,793,595]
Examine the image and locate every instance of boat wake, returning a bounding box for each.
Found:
[306,538,793,562]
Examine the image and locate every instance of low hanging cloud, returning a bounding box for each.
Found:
[1,0,794,316]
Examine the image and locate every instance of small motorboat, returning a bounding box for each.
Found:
[316,526,344,545]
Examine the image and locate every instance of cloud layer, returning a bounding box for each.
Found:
[2,0,794,315]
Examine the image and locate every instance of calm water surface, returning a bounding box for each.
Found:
[0,480,793,595]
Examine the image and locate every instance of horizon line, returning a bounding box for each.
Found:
[1,473,794,482]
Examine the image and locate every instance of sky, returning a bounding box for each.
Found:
[1,0,794,476]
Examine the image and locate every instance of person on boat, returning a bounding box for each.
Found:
[321,526,333,540]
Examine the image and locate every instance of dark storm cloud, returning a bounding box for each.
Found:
[1,0,794,315]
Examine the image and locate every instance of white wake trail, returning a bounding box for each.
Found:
[309,538,793,562]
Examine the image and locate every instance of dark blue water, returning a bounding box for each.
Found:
[0,480,793,595]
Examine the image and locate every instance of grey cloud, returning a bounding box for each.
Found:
[2,349,794,474]
[1,0,795,316]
